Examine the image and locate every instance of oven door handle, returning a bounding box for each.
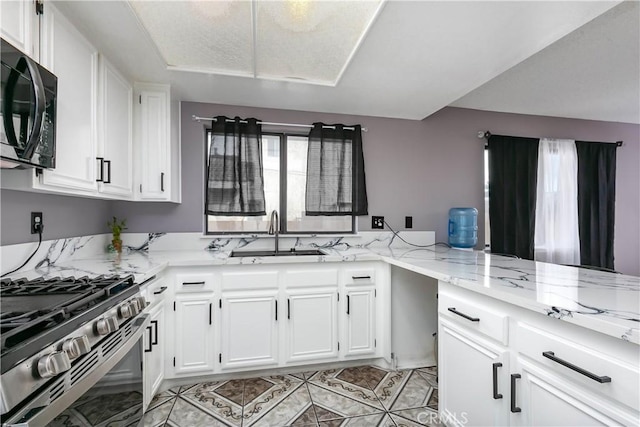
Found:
[4,314,151,427]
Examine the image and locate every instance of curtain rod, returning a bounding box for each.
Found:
[477,130,623,147]
[192,115,367,132]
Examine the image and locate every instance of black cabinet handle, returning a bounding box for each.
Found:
[275,300,278,321]
[287,299,290,319]
[347,295,350,315]
[542,351,611,383]
[151,320,158,345]
[104,159,111,183]
[153,286,167,295]
[144,326,153,352]
[209,303,212,325]
[492,362,503,399]
[161,172,165,192]
[447,307,480,322]
[96,157,104,182]
[510,374,521,413]
[352,275,371,280]
[182,281,205,286]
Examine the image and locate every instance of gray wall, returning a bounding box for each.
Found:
[112,103,639,275]
[0,189,113,245]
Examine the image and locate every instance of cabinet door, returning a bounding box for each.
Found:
[439,318,509,427]
[144,302,164,409]
[220,292,278,370]
[286,288,338,363]
[98,57,132,198]
[513,356,636,426]
[1,0,35,56]
[38,3,99,193]
[343,286,376,357]
[136,85,170,200]
[174,293,215,375]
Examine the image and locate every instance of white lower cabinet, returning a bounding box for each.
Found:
[164,262,389,381]
[438,281,640,426]
[143,299,164,409]
[174,293,215,375]
[439,318,509,427]
[285,288,339,363]
[343,285,376,357]
[220,291,279,370]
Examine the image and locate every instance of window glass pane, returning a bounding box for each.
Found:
[286,136,352,232]
[206,134,280,232]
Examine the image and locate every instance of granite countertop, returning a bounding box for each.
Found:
[13,245,640,345]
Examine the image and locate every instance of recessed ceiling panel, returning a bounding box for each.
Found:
[129,0,253,75]
[256,0,382,85]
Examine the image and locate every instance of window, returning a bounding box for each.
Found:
[484,148,490,247]
[206,132,355,234]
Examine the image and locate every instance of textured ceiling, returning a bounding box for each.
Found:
[54,1,632,123]
[129,0,383,85]
[451,1,640,124]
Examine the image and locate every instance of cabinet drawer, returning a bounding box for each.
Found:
[284,269,338,287]
[221,270,278,290]
[438,291,508,345]
[176,273,215,292]
[516,321,639,411]
[344,268,375,285]
[142,278,168,304]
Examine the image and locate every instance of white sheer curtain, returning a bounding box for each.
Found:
[534,138,580,264]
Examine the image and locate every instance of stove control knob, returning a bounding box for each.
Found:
[128,299,141,316]
[95,316,119,335]
[37,351,71,379]
[135,296,148,310]
[118,302,133,319]
[62,336,91,359]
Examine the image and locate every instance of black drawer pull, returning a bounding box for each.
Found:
[275,300,278,321]
[153,286,167,295]
[542,351,611,383]
[346,295,350,315]
[447,307,480,322]
[182,281,205,286]
[287,299,290,319]
[352,275,371,280]
[151,320,158,345]
[96,157,104,182]
[492,362,503,399]
[209,303,212,325]
[104,159,111,184]
[510,374,521,413]
[144,326,153,352]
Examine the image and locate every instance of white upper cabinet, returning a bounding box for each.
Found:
[97,57,133,198]
[134,83,172,201]
[1,0,37,57]
[36,2,99,193]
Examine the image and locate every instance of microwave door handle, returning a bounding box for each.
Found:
[2,56,46,160]
[20,56,46,160]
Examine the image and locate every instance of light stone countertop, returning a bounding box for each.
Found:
[11,244,640,345]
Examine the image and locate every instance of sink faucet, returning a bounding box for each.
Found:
[268,209,279,253]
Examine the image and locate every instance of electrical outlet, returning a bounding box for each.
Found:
[405,216,413,228]
[31,212,43,234]
[372,216,384,229]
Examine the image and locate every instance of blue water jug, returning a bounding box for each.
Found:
[448,207,478,248]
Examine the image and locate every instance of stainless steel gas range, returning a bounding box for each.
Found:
[0,275,149,426]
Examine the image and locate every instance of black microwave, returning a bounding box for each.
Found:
[0,37,57,169]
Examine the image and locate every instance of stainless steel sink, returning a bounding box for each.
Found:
[229,249,326,258]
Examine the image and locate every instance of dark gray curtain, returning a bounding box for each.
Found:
[488,135,539,259]
[576,141,617,269]
[306,123,368,216]
[205,116,266,216]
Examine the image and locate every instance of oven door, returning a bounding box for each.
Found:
[3,314,149,427]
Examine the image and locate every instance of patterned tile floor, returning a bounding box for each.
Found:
[143,365,439,427]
